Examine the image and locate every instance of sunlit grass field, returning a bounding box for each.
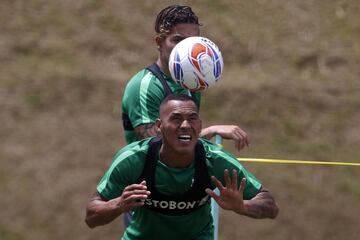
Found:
[1,1,359,239]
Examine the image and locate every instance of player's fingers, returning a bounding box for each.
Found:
[231,130,244,151]
[238,178,246,194]
[241,131,250,147]
[224,169,231,188]
[234,135,241,151]
[125,193,149,204]
[205,188,220,201]
[231,169,238,190]
[123,188,150,195]
[236,129,249,147]
[210,175,225,190]
[122,189,150,200]
[244,135,250,147]
[124,183,148,192]
[238,133,248,150]
[130,189,150,196]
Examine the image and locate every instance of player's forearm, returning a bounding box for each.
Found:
[199,126,216,139]
[135,123,159,140]
[240,190,279,219]
[85,198,123,228]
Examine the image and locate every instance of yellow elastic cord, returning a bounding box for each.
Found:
[237,158,360,166]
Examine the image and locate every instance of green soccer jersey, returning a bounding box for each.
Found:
[121,68,201,144]
[97,138,262,240]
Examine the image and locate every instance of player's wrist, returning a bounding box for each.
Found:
[200,126,215,139]
[110,197,126,214]
[234,200,247,215]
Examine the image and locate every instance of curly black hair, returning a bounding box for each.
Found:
[155,5,200,37]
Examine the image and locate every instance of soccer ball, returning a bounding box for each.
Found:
[168,36,224,91]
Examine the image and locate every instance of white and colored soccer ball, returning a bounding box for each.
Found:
[168,36,224,91]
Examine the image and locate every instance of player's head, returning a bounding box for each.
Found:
[157,94,201,154]
[155,5,200,38]
[159,94,199,115]
[155,5,201,75]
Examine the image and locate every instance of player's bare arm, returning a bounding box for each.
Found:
[134,123,160,140]
[242,188,279,219]
[200,125,250,151]
[85,181,150,228]
[205,169,278,219]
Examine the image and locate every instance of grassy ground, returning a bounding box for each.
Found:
[1,1,359,239]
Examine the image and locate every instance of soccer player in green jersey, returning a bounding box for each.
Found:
[85,94,279,240]
[121,4,249,150]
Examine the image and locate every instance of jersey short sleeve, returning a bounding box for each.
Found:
[122,69,165,129]
[201,139,262,199]
[96,140,150,200]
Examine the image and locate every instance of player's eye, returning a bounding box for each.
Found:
[170,115,182,122]
[188,114,199,121]
[173,37,184,44]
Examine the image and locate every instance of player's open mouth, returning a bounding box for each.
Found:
[178,134,192,141]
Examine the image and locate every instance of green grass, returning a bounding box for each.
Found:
[1,1,359,239]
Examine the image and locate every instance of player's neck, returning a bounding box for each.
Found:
[156,59,171,78]
[159,146,194,168]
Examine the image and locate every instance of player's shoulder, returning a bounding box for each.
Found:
[124,67,163,93]
[126,68,152,86]
[200,138,238,163]
[111,138,152,166]
[199,138,222,152]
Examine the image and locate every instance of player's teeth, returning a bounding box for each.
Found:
[178,135,191,140]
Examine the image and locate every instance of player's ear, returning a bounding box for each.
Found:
[155,118,162,132]
[155,34,163,50]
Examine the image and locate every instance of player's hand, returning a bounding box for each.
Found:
[205,169,246,214]
[116,181,150,212]
[200,125,249,151]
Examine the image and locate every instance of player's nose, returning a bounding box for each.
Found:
[180,119,191,128]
